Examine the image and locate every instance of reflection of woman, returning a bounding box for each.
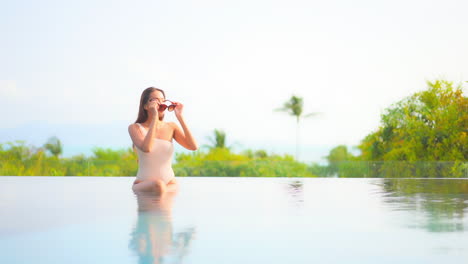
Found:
[128,87,198,194]
[129,190,195,264]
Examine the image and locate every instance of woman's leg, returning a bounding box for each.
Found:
[132,179,167,194]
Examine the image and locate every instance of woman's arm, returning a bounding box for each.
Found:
[128,101,162,152]
[172,102,198,151]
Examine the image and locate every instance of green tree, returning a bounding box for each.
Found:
[326,145,354,163]
[43,136,63,158]
[358,80,467,161]
[205,129,228,150]
[276,95,320,160]
[326,145,355,173]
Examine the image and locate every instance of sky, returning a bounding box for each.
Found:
[1,0,467,163]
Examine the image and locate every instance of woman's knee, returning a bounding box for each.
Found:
[132,179,166,193]
[149,179,166,193]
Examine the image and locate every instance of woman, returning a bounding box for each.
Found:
[128,187,196,262]
[128,87,198,194]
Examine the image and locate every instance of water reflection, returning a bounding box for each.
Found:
[129,189,195,264]
[376,179,468,232]
[284,180,304,206]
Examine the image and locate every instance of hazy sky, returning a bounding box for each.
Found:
[1,0,467,162]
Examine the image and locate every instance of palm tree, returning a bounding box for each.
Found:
[43,136,63,158]
[275,95,320,160]
[205,129,228,149]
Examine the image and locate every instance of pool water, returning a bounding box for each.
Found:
[0,177,467,263]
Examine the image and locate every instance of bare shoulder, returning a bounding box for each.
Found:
[128,123,139,132]
[166,122,180,136]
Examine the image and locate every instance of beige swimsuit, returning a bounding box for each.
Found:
[134,123,175,184]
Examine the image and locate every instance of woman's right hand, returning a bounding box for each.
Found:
[147,100,160,119]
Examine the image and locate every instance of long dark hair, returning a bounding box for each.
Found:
[134,87,166,124]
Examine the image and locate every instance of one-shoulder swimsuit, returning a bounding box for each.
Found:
[134,123,175,184]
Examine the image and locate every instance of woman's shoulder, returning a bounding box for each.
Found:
[128,123,142,131]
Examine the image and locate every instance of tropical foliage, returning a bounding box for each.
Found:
[0,139,315,177]
[204,129,229,149]
[0,140,138,176]
[358,80,467,161]
[313,79,468,178]
[276,95,320,160]
[43,136,63,157]
[174,147,314,177]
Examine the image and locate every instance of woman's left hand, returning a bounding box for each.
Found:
[173,102,184,117]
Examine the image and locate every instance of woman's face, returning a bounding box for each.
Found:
[146,90,166,118]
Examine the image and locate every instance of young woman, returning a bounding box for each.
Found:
[128,87,198,193]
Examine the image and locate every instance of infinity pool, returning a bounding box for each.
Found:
[1,177,467,263]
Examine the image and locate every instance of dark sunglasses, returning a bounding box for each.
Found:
[158,100,176,112]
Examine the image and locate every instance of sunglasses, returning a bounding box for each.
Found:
[158,100,177,112]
